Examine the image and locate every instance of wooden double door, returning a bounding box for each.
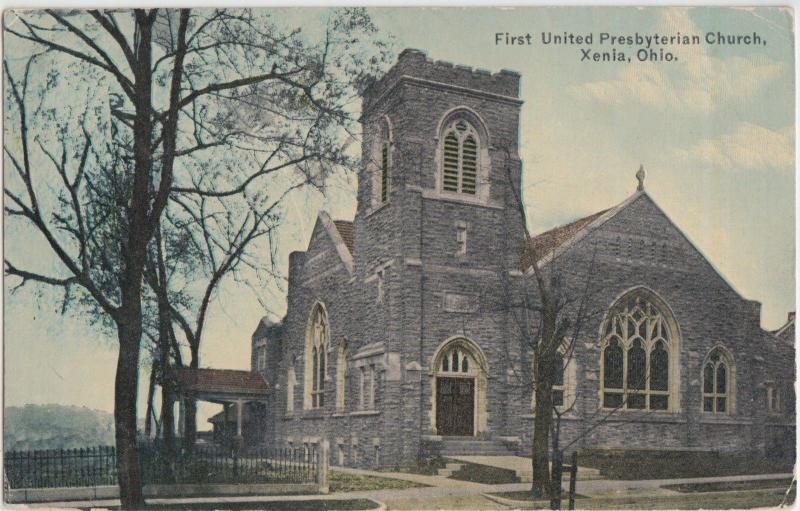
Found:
[436,377,475,436]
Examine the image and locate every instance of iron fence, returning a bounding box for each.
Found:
[4,444,318,489]
[4,446,117,489]
[140,444,319,485]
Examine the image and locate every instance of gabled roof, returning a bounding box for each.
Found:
[333,220,354,254]
[773,313,795,343]
[520,190,746,300]
[521,209,609,269]
[172,368,268,396]
[315,212,354,275]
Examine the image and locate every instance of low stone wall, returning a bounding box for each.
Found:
[6,482,321,504]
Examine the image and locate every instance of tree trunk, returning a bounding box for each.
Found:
[184,344,199,450]
[531,379,554,498]
[158,322,175,458]
[145,361,157,438]
[115,320,146,510]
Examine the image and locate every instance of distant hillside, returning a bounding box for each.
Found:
[4,404,117,451]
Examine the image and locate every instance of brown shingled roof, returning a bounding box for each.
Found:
[333,220,354,254]
[172,368,268,396]
[521,209,609,269]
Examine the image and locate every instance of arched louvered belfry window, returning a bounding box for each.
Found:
[441,119,479,195]
[600,290,677,411]
[703,347,733,414]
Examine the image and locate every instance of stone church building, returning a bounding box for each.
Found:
[241,49,795,467]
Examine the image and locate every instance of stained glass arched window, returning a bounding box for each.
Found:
[703,347,732,414]
[305,304,329,409]
[600,291,675,411]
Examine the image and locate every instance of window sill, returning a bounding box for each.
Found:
[421,189,502,209]
[598,410,686,423]
[332,412,347,418]
[699,414,750,425]
[300,411,327,420]
[522,410,580,420]
[351,410,381,417]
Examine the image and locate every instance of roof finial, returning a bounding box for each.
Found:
[636,164,646,192]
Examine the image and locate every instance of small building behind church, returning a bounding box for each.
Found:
[236,49,795,468]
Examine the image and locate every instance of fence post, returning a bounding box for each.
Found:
[317,439,329,494]
[549,451,562,511]
[568,451,577,510]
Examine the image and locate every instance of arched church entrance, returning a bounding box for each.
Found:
[431,338,488,437]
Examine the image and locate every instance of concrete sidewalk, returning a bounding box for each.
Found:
[16,471,794,509]
[331,466,488,489]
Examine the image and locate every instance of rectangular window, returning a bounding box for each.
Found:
[257,347,267,371]
[376,269,385,304]
[368,364,376,409]
[359,367,366,410]
[456,224,467,256]
[767,384,781,413]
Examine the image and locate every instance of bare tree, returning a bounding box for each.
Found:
[149,190,286,450]
[4,8,390,507]
[494,149,605,500]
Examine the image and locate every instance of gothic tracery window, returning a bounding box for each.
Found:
[703,347,732,414]
[305,304,329,409]
[600,293,673,411]
[441,119,479,195]
[440,345,473,374]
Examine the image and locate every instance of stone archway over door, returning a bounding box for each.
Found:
[431,338,488,437]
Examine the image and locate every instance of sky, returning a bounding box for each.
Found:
[3,6,795,429]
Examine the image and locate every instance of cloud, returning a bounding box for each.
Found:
[568,10,784,112]
[672,122,794,170]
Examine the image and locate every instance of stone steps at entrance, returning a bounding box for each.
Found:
[448,455,604,483]
[436,463,465,477]
[439,437,518,456]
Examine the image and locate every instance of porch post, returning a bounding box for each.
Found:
[178,397,186,438]
[236,400,244,438]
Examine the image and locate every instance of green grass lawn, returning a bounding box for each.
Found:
[448,461,520,484]
[328,471,427,493]
[577,449,795,480]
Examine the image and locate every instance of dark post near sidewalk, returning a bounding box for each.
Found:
[568,451,578,510]
[550,451,563,510]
